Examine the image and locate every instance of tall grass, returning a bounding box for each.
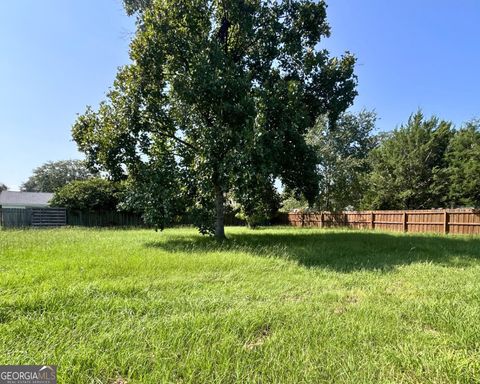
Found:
[1,227,479,383]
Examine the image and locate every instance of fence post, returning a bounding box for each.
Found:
[444,210,449,234]
[320,212,324,228]
[403,212,407,233]
[370,212,375,230]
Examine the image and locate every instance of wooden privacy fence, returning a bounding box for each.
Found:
[0,208,66,228]
[32,208,67,227]
[0,208,31,228]
[0,208,140,228]
[66,210,144,227]
[285,209,480,235]
[0,209,246,228]
[4,207,479,234]
[66,211,247,227]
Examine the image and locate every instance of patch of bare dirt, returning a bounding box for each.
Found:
[333,294,360,315]
[111,377,127,384]
[244,324,271,350]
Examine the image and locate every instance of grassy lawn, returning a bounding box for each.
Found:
[1,227,480,383]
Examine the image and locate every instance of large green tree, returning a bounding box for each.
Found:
[73,0,357,238]
[306,110,378,211]
[445,120,480,208]
[361,111,453,210]
[21,160,93,193]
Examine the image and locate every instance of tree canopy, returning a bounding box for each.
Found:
[21,160,93,193]
[361,111,453,210]
[72,0,357,238]
[445,120,480,208]
[50,178,123,211]
[306,110,378,211]
[0,183,7,192]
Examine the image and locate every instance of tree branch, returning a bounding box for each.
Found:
[154,130,198,151]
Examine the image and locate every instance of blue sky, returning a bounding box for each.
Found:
[1,1,479,190]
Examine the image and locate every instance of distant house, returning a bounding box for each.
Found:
[0,191,54,209]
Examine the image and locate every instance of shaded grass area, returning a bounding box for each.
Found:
[148,228,480,271]
[1,227,480,383]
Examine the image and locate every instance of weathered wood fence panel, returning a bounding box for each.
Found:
[285,209,480,235]
[0,208,31,228]
[1,209,246,228]
[0,208,66,228]
[66,212,245,227]
[31,208,66,227]
[66,210,144,227]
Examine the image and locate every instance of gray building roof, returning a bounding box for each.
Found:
[0,191,54,207]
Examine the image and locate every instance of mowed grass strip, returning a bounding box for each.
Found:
[1,227,480,383]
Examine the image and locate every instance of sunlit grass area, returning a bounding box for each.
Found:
[1,227,480,383]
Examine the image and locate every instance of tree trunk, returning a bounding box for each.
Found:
[214,186,226,240]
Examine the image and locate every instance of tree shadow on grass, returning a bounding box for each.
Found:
[144,229,480,272]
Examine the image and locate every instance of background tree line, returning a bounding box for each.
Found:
[283,110,480,211]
